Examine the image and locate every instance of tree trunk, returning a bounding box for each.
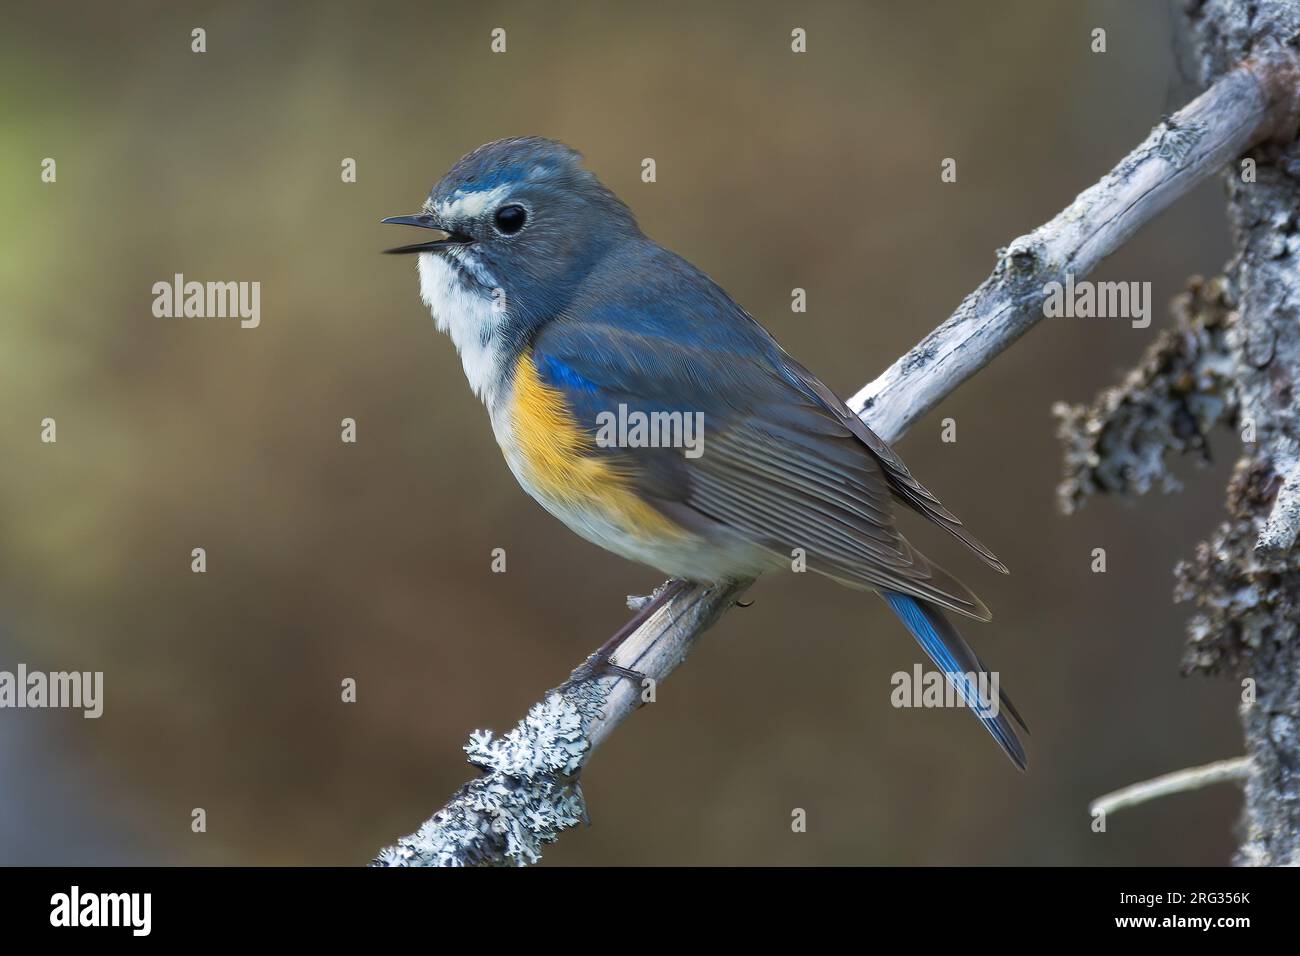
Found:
[1183,0,1300,865]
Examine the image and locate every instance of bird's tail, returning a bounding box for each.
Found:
[882,590,1028,770]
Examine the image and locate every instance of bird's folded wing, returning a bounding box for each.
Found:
[531,318,991,620]
[780,358,1008,574]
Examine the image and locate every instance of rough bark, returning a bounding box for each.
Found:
[1188,0,1300,867]
[1055,0,1300,865]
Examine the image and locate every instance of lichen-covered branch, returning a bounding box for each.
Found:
[846,48,1285,438]
[1053,276,1238,515]
[1255,458,1300,557]
[375,581,748,866]
[373,692,597,866]
[1056,0,1300,866]
[1184,2,1300,862]
[1175,458,1298,676]
[375,22,1298,866]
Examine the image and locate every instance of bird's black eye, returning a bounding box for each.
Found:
[493,204,527,235]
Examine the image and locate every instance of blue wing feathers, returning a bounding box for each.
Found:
[535,351,601,394]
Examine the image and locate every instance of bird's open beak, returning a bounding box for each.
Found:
[381,214,473,254]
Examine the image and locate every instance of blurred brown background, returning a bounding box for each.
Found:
[0,0,1243,865]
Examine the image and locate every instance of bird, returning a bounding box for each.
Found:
[382,137,1027,769]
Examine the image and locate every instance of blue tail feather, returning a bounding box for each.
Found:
[883,591,1028,770]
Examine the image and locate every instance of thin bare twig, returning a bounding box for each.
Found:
[1090,757,1252,818]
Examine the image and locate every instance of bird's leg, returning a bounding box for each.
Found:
[563,578,690,690]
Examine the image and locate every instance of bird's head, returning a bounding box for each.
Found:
[383,137,641,333]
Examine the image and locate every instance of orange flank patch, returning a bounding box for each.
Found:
[508,350,688,540]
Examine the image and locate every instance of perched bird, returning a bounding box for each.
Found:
[383,137,1027,769]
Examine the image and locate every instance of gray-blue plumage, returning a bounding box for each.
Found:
[384,137,1028,769]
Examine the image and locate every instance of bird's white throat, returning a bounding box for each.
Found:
[417,251,506,405]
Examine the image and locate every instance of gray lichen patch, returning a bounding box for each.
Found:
[1053,276,1239,515]
[1175,457,1300,675]
[1154,116,1210,165]
[373,686,610,867]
